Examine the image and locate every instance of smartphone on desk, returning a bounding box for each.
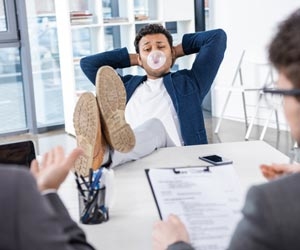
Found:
[199,154,233,166]
[0,140,36,168]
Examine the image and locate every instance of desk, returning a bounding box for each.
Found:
[60,140,289,250]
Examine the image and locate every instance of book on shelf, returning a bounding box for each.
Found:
[70,10,94,25]
[70,10,93,17]
[135,14,149,21]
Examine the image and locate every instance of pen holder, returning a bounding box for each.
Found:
[78,184,109,224]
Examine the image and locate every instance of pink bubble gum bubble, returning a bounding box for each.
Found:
[147,50,166,69]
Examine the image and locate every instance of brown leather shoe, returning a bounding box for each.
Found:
[73,92,106,177]
[95,66,135,153]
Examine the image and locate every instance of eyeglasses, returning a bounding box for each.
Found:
[263,87,300,96]
[260,82,300,110]
[258,82,284,110]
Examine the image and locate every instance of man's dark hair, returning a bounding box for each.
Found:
[134,24,173,53]
[269,9,300,90]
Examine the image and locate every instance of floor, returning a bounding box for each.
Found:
[1,111,295,159]
[203,111,295,158]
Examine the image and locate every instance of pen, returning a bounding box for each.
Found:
[75,174,87,199]
[77,172,90,190]
[92,168,103,190]
[88,168,94,200]
[89,168,93,187]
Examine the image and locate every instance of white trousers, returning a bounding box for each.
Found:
[110,118,175,168]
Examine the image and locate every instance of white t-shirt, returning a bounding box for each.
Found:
[125,78,183,146]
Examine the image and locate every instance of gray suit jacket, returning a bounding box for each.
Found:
[0,165,95,250]
[168,173,300,250]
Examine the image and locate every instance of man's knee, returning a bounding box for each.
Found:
[136,118,165,134]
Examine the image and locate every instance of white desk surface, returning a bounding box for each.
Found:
[59,140,289,250]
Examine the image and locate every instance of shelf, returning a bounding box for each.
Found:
[103,22,132,27]
[71,23,102,29]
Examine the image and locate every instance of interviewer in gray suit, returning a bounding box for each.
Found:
[152,8,300,250]
[0,146,95,250]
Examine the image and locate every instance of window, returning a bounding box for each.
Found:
[26,0,64,128]
[0,0,65,135]
[0,0,26,134]
[0,0,18,42]
[0,46,26,133]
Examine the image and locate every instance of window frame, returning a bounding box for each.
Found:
[0,0,19,43]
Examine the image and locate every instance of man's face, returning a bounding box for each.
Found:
[278,72,300,144]
[137,33,174,79]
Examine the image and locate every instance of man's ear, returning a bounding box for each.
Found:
[171,46,176,59]
[171,47,176,67]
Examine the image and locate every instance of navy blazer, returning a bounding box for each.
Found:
[80,29,227,145]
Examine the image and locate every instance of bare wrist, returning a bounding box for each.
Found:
[129,53,139,66]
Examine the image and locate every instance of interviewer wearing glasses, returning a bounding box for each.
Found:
[152,8,300,250]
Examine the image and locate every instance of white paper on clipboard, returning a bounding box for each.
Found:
[145,164,243,250]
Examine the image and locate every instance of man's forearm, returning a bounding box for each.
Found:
[129,53,139,66]
[173,44,185,59]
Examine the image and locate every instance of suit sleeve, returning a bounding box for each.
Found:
[226,185,278,250]
[16,170,95,250]
[181,29,227,98]
[167,241,195,250]
[80,47,131,84]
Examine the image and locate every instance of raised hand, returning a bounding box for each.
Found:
[260,163,300,180]
[30,146,83,191]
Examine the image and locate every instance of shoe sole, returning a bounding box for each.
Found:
[96,66,135,153]
[73,92,103,177]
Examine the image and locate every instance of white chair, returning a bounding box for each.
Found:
[214,50,280,141]
[244,67,280,140]
[214,50,248,134]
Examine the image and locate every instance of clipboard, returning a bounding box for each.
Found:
[145,166,211,219]
[145,165,243,250]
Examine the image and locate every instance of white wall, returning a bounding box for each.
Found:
[210,0,300,131]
